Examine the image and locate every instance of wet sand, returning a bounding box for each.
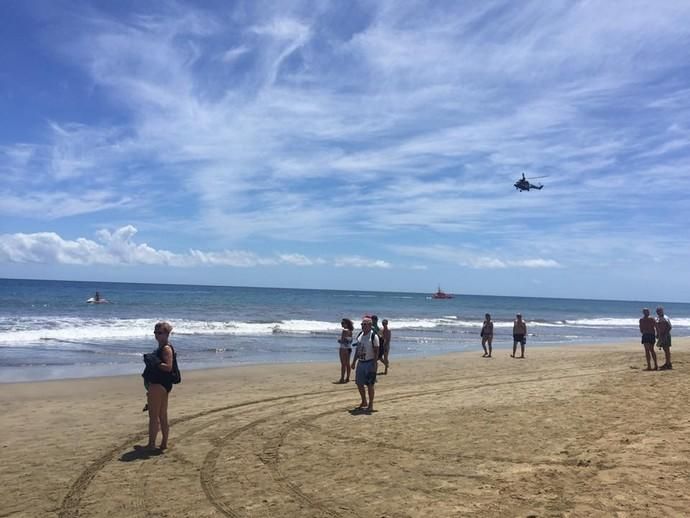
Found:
[2,340,690,517]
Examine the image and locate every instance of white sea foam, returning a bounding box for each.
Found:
[1,314,688,346]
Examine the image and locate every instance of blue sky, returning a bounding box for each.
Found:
[1,0,690,301]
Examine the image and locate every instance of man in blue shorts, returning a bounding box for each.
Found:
[351,316,380,412]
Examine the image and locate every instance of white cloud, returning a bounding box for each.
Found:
[333,256,391,269]
[0,190,133,220]
[393,244,560,270]
[277,253,326,266]
[220,45,249,63]
[0,226,389,269]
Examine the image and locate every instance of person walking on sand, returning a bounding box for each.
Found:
[481,313,494,358]
[337,318,354,383]
[655,306,673,370]
[511,313,527,358]
[141,321,179,451]
[379,319,391,374]
[639,308,658,371]
[351,316,379,412]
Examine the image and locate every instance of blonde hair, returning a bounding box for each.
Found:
[155,321,173,334]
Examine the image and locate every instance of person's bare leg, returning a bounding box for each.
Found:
[339,349,347,382]
[511,342,516,357]
[662,346,671,368]
[481,340,488,357]
[650,345,658,369]
[487,338,492,357]
[158,390,170,450]
[644,344,651,369]
[520,343,525,358]
[356,385,367,408]
[366,384,375,412]
[345,351,351,382]
[383,348,389,374]
[146,385,164,448]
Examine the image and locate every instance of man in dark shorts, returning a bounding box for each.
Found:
[639,308,658,371]
[351,317,380,412]
[655,306,673,370]
[379,319,391,374]
[512,313,527,358]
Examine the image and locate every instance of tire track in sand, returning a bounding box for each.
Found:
[58,388,341,518]
[59,365,623,517]
[200,367,624,517]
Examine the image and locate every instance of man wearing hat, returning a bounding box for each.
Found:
[511,313,527,358]
[351,316,380,412]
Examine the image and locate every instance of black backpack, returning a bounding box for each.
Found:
[171,347,181,384]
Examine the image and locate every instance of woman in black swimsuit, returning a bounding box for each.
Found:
[142,321,177,450]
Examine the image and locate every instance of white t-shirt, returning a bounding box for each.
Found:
[355,331,379,361]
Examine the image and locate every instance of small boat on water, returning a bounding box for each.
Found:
[431,286,453,299]
[86,291,108,304]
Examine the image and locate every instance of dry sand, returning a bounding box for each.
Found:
[2,341,690,517]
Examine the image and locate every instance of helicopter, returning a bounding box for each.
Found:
[514,172,546,192]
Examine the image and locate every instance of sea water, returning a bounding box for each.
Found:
[1,278,688,382]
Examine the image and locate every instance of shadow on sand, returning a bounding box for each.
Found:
[119,445,164,462]
[348,407,376,416]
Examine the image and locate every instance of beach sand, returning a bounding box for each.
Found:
[2,341,690,517]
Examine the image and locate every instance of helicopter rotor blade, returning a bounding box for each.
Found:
[526,175,548,179]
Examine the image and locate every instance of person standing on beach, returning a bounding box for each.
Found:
[142,321,179,451]
[481,313,494,358]
[351,316,379,412]
[380,319,391,374]
[655,306,673,370]
[337,318,354,383]
[512,313,527,358]
[371,315,382,342]
[639,308,658,371]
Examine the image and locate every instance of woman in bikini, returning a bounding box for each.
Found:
[337,318,354,383]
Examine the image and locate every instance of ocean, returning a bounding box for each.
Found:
[1,278,688,382]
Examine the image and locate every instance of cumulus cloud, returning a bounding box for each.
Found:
[0,226,386,269]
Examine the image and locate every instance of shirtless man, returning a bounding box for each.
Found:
[639,308,658,371]
[655,306,673,370]
[511,313,527,358]
[380,319,391,374]
[480,313,494,358]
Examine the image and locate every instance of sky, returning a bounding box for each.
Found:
[1,0,690,301]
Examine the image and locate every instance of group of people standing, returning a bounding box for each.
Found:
[139,306,676,450]
[337,314,392,413]
[479,312,528,359]
[639,306,673,370]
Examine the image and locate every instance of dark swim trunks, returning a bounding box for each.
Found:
[513,334,526,345]
[657,333,672,348]
[355,359,377,386]
[641,333,656,344]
